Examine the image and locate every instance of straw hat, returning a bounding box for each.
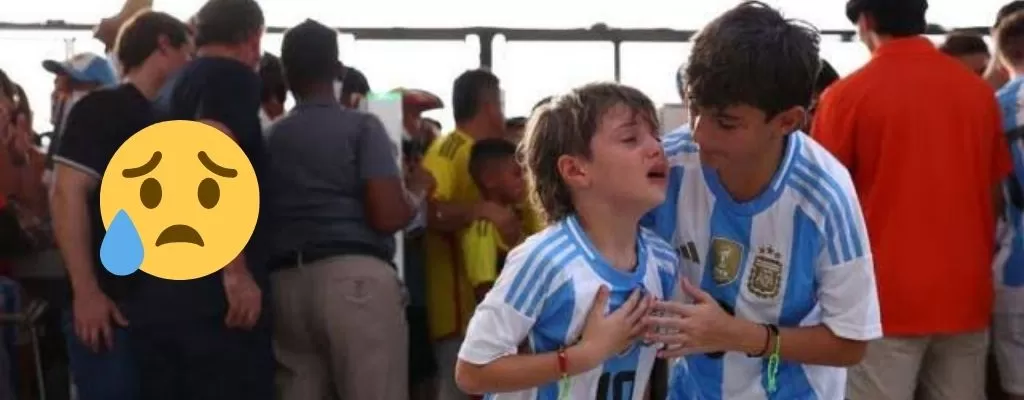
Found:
[92,0,153,51]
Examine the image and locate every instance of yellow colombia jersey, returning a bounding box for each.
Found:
[423,129,480,341]
[422,129,545,340]
[461,219,510,289]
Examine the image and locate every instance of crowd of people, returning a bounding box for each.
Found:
[1,0,1024,399]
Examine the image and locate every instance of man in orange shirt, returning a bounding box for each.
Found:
[813,1,1012,399]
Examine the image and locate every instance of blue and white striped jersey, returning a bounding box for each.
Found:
[996,77,1024,199]
[458,215,678,400]
[993,77,1024,313]
[645,127,882,400]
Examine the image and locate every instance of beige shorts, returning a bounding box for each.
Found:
[847,331,989,400]
[995,314,1024,395]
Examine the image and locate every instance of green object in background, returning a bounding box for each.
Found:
[367,90,401,101]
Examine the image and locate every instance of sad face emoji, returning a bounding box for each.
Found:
[99,120,260,280]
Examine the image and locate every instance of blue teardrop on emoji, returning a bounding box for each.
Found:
[100,209,144,276]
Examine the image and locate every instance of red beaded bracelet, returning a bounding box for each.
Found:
[556,347,568,377]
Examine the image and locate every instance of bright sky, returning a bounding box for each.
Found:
[2,0,1011,29]
[0,0,1009,132]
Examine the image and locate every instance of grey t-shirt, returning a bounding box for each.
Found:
[265,95,399,260]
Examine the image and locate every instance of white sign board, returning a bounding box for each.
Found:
[364,91,406,281]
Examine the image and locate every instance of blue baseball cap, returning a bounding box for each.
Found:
[42,52,117,86]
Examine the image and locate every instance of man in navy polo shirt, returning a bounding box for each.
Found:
[142,0,273,399]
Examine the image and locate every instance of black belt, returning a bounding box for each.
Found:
[268,241,393,271]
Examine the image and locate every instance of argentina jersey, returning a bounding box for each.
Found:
[993,77,1024,312]
[458,215,678,400]
[645,127,882,400]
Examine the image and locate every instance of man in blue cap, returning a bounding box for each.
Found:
[42,53,118,87]
[41,52,117,171]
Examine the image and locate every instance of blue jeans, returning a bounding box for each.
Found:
[62,310,138,400]
[0,277,21,398]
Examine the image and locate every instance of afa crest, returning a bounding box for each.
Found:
[748,245,784,299]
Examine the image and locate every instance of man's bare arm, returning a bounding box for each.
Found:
[427,199,479,233]
[984,59,1010,89]
[50,165,100,293]
[198,118,260,327]
[430,199,522,246]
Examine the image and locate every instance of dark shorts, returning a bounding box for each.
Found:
[407,305,437,383]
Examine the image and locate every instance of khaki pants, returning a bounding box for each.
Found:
[847,331,989,400]
[272,255,409,400]
[434,336,469,400]
[994,314,1024,395]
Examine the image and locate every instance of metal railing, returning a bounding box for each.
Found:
[0,20,985,82]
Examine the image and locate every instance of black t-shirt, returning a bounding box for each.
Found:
[133,56,270,325]
[55,83,155,304]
